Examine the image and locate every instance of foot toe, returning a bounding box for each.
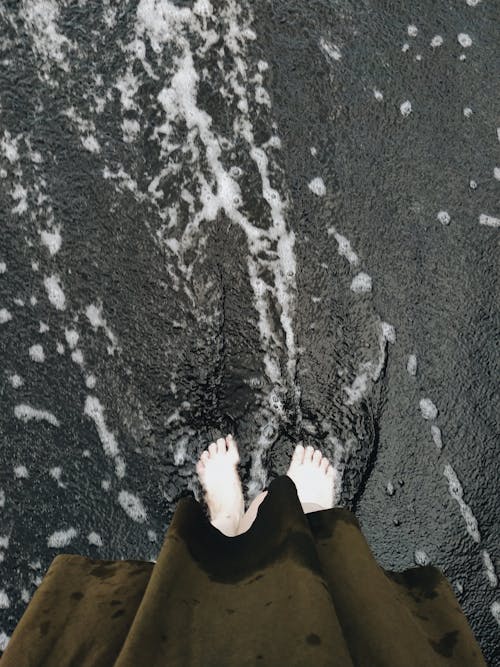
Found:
[320,458,329,473]
[304,445,314,461]
[292,444,304,463]
[312,450,322,465]
[226,434,239,455]
[208,442,217,456]
[216,437,226,453]
[202,450,211,463]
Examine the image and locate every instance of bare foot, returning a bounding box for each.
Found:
[286,444,336,509]
[196,434,245,536]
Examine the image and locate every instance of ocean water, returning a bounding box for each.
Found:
[0,0,498,662]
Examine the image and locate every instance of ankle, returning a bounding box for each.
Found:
[302,502,326,514]
[210,513,240,537]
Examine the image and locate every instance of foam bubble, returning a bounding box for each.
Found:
[437,210,451,225]
[40,227,62,255]
[458,33,472,47]
[47,528,78,548]
[308,176,326,196]
[29,344,45,362]
[43,274,66,310]
[400,100,412,116]
[479,214,500,227]
[118,490,147,522]
[407,354,418,376]
[350,272,372,293]
[419,398,438,420]
[0,308,13,324]
[431,425,443,451]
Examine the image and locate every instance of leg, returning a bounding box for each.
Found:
[235,490,268,536]
[234,490,326,536]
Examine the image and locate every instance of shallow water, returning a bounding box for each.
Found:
[0,0,498,662]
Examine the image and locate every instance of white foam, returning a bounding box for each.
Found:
[0,591,10,609]
[400,100,412,116]
[381,322,396,343]
[0,631,10,651]
[14,466,29,479]
[479,214,500,228]
[71,349,84,365]
[463,107,473,117]
[11,183,28,215]
[88,532,103,547]
[414,549,430,566]
[328,228,360,266]
[430,35,443,48]
[492,601,500,628]
[0,131,20,163]
[14,404,60,427]
[466,0,481,5]
[407,25,418,37]
[419,397,438,420]
[0,262,6,273]
[64,328,79,349]
[9,374,24,388]
[431,424,443,451]
[319,37,342,61]
[40,227,62,255]
[0,308,13,324]
[373,89,383,101]
[121,118,141,143]
[308,176,326,196]
[84,395,125,478]
[49,467,62,480]
[402,43,410,52]
[350,272,372,293]
[457,33,473,47]
[43,274,66,310]
[20,0,73,68]
[29,344,45,362]
[482,550,498,587]
[443,463,481,543]
[47,527,78,548]
[407,354,418,376]
[437,210,451,225]
[118,490,147,522]
[493,167,500,180]
[85,303,118,354]
[81,135,101,153]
